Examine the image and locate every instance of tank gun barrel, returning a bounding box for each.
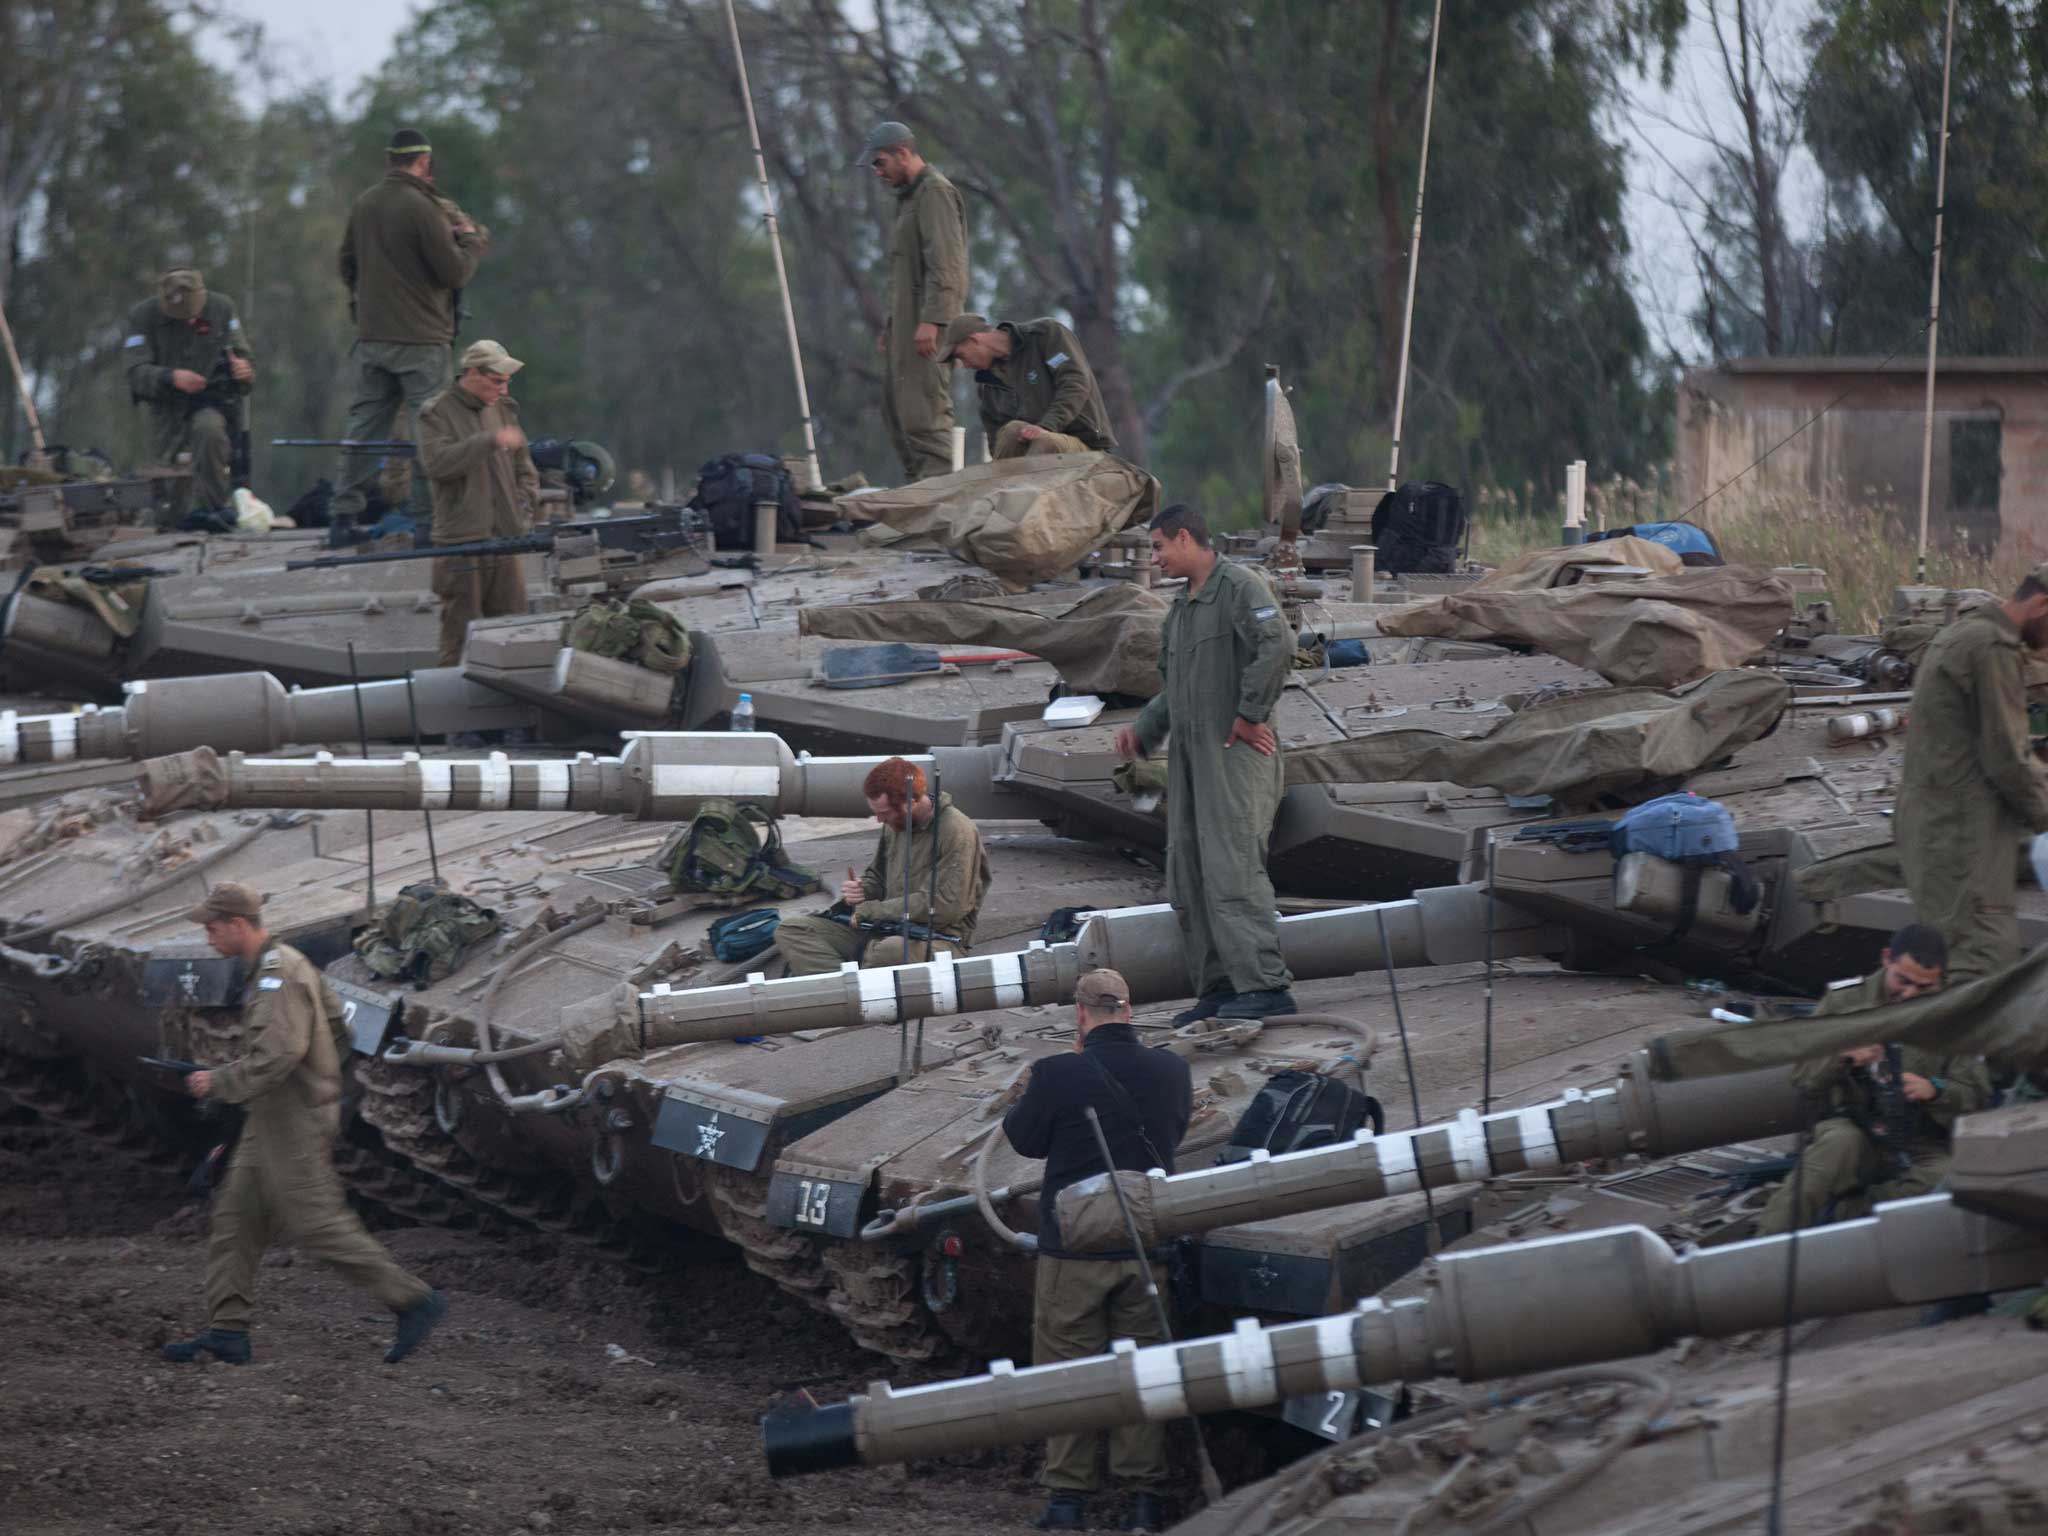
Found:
[1115,1050,1807,1246]
[766,1188,2048,1477]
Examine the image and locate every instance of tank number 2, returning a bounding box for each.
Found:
[795,1180,832,1227]
[1317,1392,1352,1438]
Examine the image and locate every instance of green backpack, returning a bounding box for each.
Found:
[658,799,821,901]
[563,597,692,674]
[353,882,503,989]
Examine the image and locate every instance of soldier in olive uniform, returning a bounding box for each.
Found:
[941,312,1116,461]
[122,267,253,527]
[1114,504,1298,1023]
[1896,569,2048,981]
[333,127,491,530]
[1758,925,1991,1234]
[860,122,969,482]
[416,339,540,666]
[777,758,992,975]
[164,884,446,1366]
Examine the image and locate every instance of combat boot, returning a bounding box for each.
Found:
[1171,988,1234,1028]
[162,1328,251,1365]
[386,1289,447,1363]
[1217,988,1299,1021]
[1120,1492,1166,1533]
[1031,1493,1087,1530]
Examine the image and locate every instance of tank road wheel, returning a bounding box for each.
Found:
[707,1166,835,1313]
[820,1244,955,1364]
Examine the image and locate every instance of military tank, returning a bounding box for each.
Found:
[766,1104,2048,1534]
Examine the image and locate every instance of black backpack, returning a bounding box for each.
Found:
[1370,481,1466,575]
[1215,1070,1384,1164]
[688,453,805,550]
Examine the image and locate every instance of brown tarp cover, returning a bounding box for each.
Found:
[1377,566,1795,688]
[136,747,229,819]
[842,453,1160,586]
[1470,536,1685,591]
[1282,669,1789,806]
[27,564,149,639]
[1650,942,2048,1080]
[798,584,1171,699]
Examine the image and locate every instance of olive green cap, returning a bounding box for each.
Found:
[184,881,264,926]
[940,313,992,360]
[855,120,914,166]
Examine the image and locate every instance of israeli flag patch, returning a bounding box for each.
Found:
[257,977,285,990]
[124,334,145,349]
[1252,605,1279,621]
[229,317,241,330]
[1047,351,1069,369]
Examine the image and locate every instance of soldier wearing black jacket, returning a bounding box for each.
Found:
[1002,968,1191,1534]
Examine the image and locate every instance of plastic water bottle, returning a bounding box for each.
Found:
[730,692,755,732]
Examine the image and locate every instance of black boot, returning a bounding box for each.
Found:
[1217,988,1300,1020]
[386,1289,447,1363]
[162,1327,251,1364]
[1172,988,1234,1028]
[1032,1493,1087,1530]
[1121,1492,1166,1534]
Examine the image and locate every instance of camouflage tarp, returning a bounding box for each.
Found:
[1377,566,1795,688]
[137,746,229,818]
[843,453,1160,586]
[1650,942,2048,1081]
[1469,535,1685,591]
[798,584,1170,699]
[1283,669,1789,807]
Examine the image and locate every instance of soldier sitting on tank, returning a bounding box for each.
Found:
[942,312,1117,461]
[1757,924,1991,1236]
[123,265,254,529]
[775,757,992,975]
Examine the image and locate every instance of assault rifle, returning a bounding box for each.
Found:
[194,350,253,490]
[280,502,710,571]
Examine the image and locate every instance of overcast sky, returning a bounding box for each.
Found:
[205,0,1826,367]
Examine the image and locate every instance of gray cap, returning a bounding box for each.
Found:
[855,120,915,166]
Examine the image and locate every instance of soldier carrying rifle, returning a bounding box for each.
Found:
[123,265,254,529]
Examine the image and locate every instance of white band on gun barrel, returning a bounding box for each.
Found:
[1221,1318,1278,1408]
[1126,1340,1189,1421]
[985,950,1025,1010]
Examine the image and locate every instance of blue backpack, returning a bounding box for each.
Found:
[708,906,782,963]
[1588,521,1722,563]
[1609,793,1757,942]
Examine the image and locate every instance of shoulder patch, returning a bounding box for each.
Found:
[1251,605,1279,622]
[229,316,241,330]
[257,977,285,990]
[1046,351,1070,369]
[124,334,146,349]
[1824,976,1862,992]
[261,951,282,969]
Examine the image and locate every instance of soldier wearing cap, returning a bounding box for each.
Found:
[1001,967,1191,1533]
[332,126,492,531]
[122,267,254,528]
[941,313,1115,461]
[416,338,541,666]
[859,121,969,482]
[163,884,446,1367]
[1896,568,2048,981]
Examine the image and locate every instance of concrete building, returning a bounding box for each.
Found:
[1676,357,2048,563]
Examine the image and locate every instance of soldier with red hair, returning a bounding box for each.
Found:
[776,756,993,974]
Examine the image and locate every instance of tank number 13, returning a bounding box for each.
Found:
[795,1180,832,1227]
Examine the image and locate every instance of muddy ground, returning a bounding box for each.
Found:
[0,1114,1056,1536]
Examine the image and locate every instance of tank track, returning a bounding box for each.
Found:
[0,1052,196,1181]
[352,1055,662,1267]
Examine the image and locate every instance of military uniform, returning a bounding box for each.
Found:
[960,317,1116,461]
[122,275,252,525]
[1757,970,1992,1235]
[416,367,539,666]
[1131,560,1294,1002]
[777,792,992,974]
[201,938,432,1333]
[333,166,491,526]
[883,166,969,481]
[1897,602,2048,980]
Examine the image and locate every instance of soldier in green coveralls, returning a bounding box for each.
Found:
[122,267,253,527]
[1114,504,1298,1023]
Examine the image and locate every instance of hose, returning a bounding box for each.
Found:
[6,820,269,945]
[470,908,606,1111]
[972,1120,1037,1252]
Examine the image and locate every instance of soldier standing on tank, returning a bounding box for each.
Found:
[1114,504,1298,1023]
[163,884,446,1366]
[122,267,253,529]
[416,339,540,667]
[332,127,491,530]
[941,312,1116,461]
[1001,967,1192,1533]
[860,122,968,482]
[1896,568,2048,981]
[1757,924,1991,1234]
[776,757,992,974]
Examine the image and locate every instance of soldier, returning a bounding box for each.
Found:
[859,122,969,482]
[332,126,491,530]
[1757,924,1990,1235]
[122,267,253,528]
[1001,967,1192,1533]
[1114,504,1297,1023]
[416,339,540,667]
[941,312,1116,461]
[775,757,992,975]
[1897,569,2048,981]
[163,884,446,1365]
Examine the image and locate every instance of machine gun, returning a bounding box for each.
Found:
[1873,1041,1914,1175]
[279,502,710,571]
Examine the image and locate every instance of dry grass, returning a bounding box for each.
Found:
[1464,477,2013,633]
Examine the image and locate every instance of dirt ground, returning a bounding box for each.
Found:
[0,1114,1053,1536]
